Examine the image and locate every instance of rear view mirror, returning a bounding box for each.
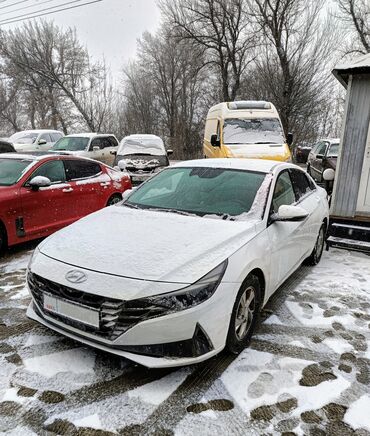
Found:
[272,205,309,223]
[211,135,220,147]
[287,133,293,147]
[323,168,335,181]
[28,176,51,190]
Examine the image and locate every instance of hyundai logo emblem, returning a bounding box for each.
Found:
[65,270,87,284]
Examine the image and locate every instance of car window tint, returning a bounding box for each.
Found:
[109,136,118,147]
[272,171,295,214]
[101,138,112,149]
[29,160,66,184]
[290,169,314,200]
[64,160,102,180]
[0,143,15,153]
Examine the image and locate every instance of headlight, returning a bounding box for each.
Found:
[132,260,228,317]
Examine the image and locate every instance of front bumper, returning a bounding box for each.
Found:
[26,262,237,368]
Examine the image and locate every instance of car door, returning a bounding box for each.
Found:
[63,159,108,216]
[104,136,119,166]
[289,168,322,257]
[267,170,307,289]
[19,160,75,238]
[37,133,54,151]
[311,141,328,182]
[88,137,104,162]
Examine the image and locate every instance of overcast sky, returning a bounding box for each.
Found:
[2,0,162,78]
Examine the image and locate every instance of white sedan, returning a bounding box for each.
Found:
[26,159,329,368]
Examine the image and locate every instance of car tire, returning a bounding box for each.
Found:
[226,274,262,355]
[304,223,325,266]
[106,194,122,206]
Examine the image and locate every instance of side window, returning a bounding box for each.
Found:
[90,138,103,150]
[64,160,102,180]
[271,171,296,214]
[108,136,118,147]
[101,138,112,149]
[289,169,314,201]
[51,132,63,142]
[39,133,52,143]
[216,121,221,141]
[28,160,66,184]
[316,142,328,156]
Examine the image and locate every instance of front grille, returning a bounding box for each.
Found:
[28,272,167,341]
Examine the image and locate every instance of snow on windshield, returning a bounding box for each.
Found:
[223,118,285,145]
[119,137,165,156]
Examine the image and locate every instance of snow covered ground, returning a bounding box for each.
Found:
[0,244,369,435]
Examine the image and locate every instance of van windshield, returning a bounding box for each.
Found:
[223,118,285,145]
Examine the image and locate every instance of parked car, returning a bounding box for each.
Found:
[27,159,328,368]
[51,133,119,166]
[0,154,131,252]
[294,142,313,163]
[307,139,339,183]
[8,130,64,152]
[203,101,293,162]
[0,140,16,154]
[114,134,172,185]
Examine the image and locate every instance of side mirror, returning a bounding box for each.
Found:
[92,146,100,152]
[118,159,127,171]
[323,168,335,181]
[286,133,293,147]
[28,176,51,190]
[210,134,221,147]
[271,204,309,223]
[38,139,47,145]
[110,150,117,155]
[316,154,324,160]
[167,149,174,155]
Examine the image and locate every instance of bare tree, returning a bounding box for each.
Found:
[159,0,257,101]
[0,21,109,132]
[246,0,336,142]
[336,0,370,54]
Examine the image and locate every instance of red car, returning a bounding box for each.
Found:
[0,154,131,252]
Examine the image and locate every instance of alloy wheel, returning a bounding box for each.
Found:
[235,286,256,340]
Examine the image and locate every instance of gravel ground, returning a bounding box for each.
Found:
[0,243,370,435]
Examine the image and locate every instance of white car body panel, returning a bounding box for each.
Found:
[11,130,64,152]
[27,159,329,368]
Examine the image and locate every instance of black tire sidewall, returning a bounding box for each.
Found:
[107,194,122,206]
[226,275,262,355]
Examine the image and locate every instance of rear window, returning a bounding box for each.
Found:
[64,160,102,180]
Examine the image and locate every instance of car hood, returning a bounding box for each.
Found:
[39,206,259,284]
[224,143,289,161]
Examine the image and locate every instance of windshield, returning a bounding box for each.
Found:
[223,118,285,145]
[327,143,339,157]
[119,137,165,156]
[52,137,90,151]
[125,167,267,218]
[0,158,33,186]
[9,132,38,145]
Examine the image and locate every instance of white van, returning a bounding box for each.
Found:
[203,101,292,162]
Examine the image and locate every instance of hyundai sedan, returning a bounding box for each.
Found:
[27,159,329,368]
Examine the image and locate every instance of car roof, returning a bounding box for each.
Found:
[319,138,340,144]
[64,133,115,139]
[173,158,298,173]
[10,129,61,134]
[0,153,103,164]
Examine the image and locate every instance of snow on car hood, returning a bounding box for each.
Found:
[225,143,287,159]
[39,206,259,284]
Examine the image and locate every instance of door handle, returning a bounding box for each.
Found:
[62,187,73,193]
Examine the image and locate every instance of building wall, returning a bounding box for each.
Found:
[331,74,370,218]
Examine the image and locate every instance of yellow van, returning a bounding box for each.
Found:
[203,101,292,162]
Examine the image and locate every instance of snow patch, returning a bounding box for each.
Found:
[344,395,370,431]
